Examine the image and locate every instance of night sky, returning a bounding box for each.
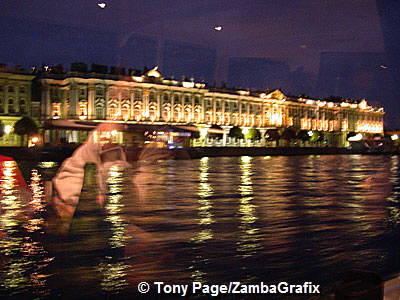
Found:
[1,0,399,128]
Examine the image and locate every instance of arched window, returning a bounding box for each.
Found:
[79,100,88,119]
[173,104,182,122]
[174,95,180,105]
[148,103,158,122]
[163,94,170,104]
[108,99,119,120]
[162,103,171,122]
[121,100,131,121]
[184,105,193,123]
[193,106,202,123]
[133,102,142,121]
[95,98,106,119]
[52,102,61,119]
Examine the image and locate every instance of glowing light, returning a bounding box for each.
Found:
[98,2,106,8]
[146,66,161,78]
[348,133,363,141]
[111,130,117,137]
[38,161,58,169]
[391,135,399,141]
[182,81,195,88]
[199,128,208,137]
[31,136,39,144]
[308,131,313,136]
[4,125,12,134]
[242,128,249,135]
[214,26,223,31]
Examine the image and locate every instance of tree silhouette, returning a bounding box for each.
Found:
[246,128,261,141]
[14,116,39,146]
[228,126,244,139]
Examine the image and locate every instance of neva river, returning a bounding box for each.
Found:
[1,155,400,299]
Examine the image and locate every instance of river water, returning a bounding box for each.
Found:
[1,155,400,299]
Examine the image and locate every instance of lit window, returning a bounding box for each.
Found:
[52,102,61,119]
[79,101,87,119]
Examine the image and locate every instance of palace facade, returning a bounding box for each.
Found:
[0,65,385,148]
[0,71,37,146]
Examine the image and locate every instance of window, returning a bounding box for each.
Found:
[149,92,156,102]
[95,87,104,96]
[52,102,61,119]
[95,98,105,119]
[174,95,180,104]
[184,95,191,105]
[20,98,26,114]
[19,86,26,94]
[8,86,15,93]
[79,101,88,119]
[134,90,142,102]
[0,98,3,113]
[8,99,15,113]
[163,94,170,104]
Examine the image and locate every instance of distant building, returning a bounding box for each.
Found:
[0,70,36,146]
[35,65,384,148]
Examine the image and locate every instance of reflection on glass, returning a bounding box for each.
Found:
[237,156,261,259]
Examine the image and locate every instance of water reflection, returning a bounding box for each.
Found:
[190,157,215,281]
[98,164,129,293]
[0,161,50,297]
[237,156,262,261]
[1,155,400,298]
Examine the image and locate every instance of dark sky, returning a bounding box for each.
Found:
[1,0,399,128]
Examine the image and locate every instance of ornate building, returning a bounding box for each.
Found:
[0,70,36,146]
[0,65,386,148]
[33,66,384,147]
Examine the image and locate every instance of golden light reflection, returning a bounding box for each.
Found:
[0,162,50,294]
[237,156,261,258]
[100,164,129,292]
[105,165,126,248]
[25,169,45,233]
[190,157,215,281]
[98,262,129,292]
[0,161,23,232]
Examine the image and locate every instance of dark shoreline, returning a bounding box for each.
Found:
[0,146,398,162]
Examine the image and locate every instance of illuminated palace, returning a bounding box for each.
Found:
[0,65,385,147]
